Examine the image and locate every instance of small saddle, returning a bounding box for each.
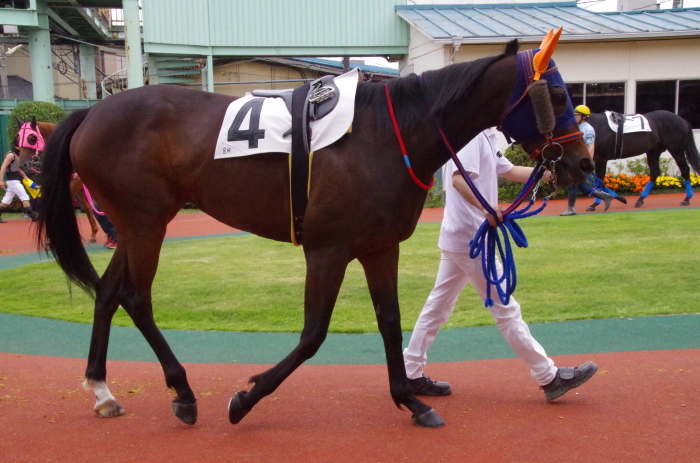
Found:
[251,74,340,123]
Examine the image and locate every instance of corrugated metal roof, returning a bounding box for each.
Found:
[395,2,700,43]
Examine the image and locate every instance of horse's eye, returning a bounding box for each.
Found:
[552,94,566,105]
[27,135,36,145]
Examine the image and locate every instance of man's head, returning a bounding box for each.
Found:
[574,105,590,124]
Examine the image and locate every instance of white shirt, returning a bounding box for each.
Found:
[438,128,514,253]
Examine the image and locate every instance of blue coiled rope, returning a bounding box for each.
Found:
[437,127,550,307]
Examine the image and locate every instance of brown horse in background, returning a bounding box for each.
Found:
[33,39,593,429]
[16,119,100,243]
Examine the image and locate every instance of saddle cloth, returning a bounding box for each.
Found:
[605,111,651,134]
[214,68,358,159]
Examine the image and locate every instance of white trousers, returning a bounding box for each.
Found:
[1,179,29,205]
[403,250,557,386]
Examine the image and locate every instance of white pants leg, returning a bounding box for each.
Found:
[1,180,29,205]
[404,250,557,385]
[404,252,470,379]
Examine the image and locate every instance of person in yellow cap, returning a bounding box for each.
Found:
[560,105,616,216]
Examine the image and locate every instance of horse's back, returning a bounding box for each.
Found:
[69,85,293,242]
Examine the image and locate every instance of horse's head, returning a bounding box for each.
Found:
[16,116,45,168]
[498,28,592,187]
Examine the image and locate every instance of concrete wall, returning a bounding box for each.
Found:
[191,60,329,98]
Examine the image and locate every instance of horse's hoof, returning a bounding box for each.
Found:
[228,391,250,424]
[680,200,690,206]
[172,400,198,425]
[635,199,644,208]
[412,408,446,428]
[94,399,126,418]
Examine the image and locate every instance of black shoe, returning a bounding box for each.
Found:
[585,203,597,212]
[542,361,598,401]
[408,375,452,396]
[616,195,628,204]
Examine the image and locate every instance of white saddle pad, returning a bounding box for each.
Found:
[215,68,358,159]
[605,111,652,134]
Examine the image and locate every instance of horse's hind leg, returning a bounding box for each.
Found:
[84,226,197,424]
[117,229,198,424]
[84,248,128,418]
[358,245,444,428]
[668,149,693,206]
[228,247,349,425]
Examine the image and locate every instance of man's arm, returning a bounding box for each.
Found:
[499,165,552,183]
[452,171,503,226]
[0,152,14,187]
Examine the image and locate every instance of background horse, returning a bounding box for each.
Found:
[16,119,100,243]
[587,110,700,207]
[33,38,592,429]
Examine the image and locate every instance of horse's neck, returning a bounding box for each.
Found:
[37,122,57,138]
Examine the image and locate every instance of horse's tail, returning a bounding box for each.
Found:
[36,108,100,297]
[685,128,700,175]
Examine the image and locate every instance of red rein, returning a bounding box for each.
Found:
[385,85,434,190]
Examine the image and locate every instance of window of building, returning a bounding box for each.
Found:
[678,80,700,129]
[636,79,700,129]
[636,80,676,114]
[565,82,625,114]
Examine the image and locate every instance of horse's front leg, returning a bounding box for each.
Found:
[636,150,664,208]
[228,246,349,425]
[358,245,445,428]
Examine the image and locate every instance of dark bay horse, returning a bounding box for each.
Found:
[16,119,100,243]
[587,110,700,207]
[33,38,593,428]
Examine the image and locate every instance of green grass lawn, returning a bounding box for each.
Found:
[1,208,698,333]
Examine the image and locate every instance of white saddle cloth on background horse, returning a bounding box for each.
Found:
[605,111,652,134]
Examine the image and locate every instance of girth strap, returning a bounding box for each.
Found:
[614,115,625,159]
[290,82,312,245]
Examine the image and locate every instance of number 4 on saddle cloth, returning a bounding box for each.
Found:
[214,68,359,245]
[214,68,358,159]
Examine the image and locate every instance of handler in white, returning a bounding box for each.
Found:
[0,149,37,223]
[403,128,598,401]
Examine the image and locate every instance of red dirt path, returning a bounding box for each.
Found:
[1,351,698,462]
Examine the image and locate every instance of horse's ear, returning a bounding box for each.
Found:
[532,27,563,81]
[30,116,37,130]
[15,115,24,127]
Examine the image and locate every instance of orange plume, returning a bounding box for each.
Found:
[532,27,563,81]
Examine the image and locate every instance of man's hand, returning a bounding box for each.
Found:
[482,205,504,227]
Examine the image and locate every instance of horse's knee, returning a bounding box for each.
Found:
[297,330,328,359]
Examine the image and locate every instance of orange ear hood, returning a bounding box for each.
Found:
[533,27,563,81]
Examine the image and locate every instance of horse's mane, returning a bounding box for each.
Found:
[355,39,519,134]
[37,121,57,138]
